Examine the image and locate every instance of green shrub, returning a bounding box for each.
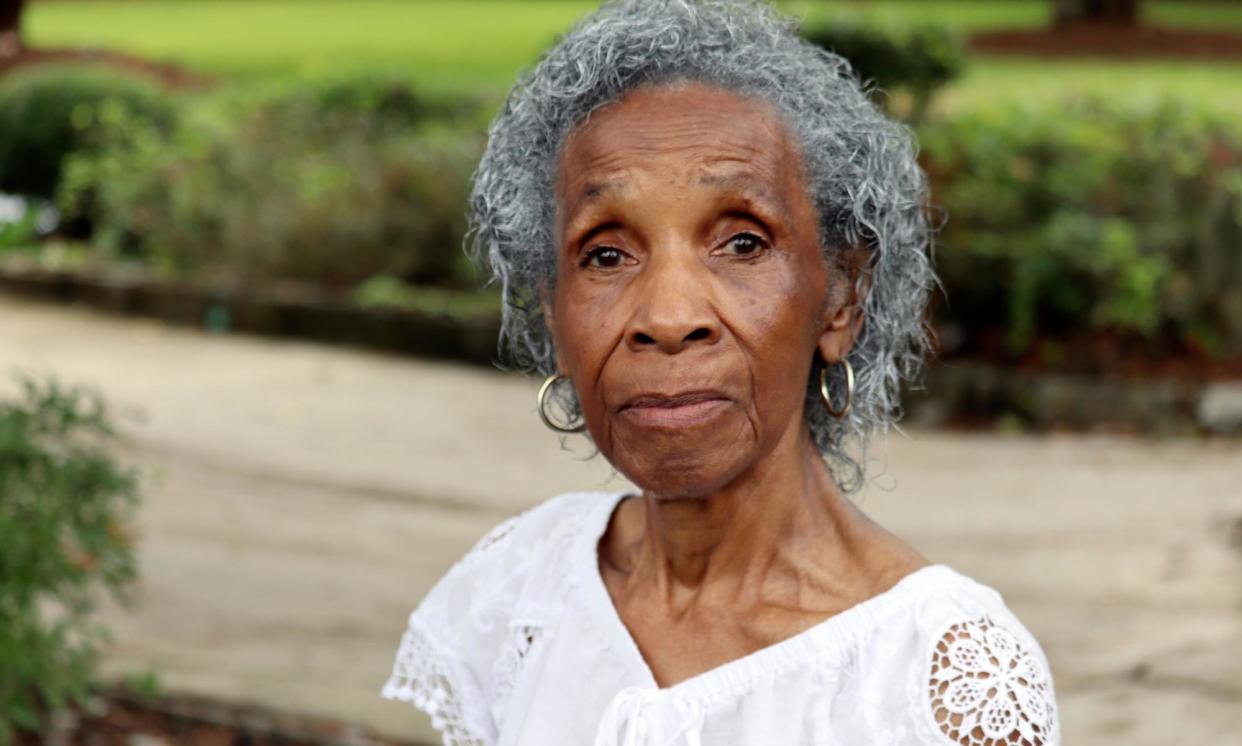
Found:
[217,73,477,130]
[921,94,1242,361]
[58,76,482,289]
[0,375,140,744]
[0,64,175,199]
[800,18,965,121]
[0,196,56,253]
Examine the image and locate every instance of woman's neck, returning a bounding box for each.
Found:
[605,423,875,608]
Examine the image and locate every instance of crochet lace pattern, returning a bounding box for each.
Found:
[382,621,487,746]
[927,616,1056,746]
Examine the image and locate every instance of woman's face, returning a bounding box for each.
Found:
[550,83,858,497]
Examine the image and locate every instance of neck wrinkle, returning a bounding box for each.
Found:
[633,422,848,606]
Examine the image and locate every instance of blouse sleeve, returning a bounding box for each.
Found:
[381,610,490,745]
[380,514,524,745]
[924,614,1059,746]
[380,492,594,746]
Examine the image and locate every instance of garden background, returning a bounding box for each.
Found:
[0,1,1240,744]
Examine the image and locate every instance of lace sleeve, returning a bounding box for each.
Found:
[927,616,1057,746]
[380,493,598,745]
[378,518,520,746]
[382,616,489,746]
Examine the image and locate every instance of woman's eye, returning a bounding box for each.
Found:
[721,232,766,257]
[583,246,626,268]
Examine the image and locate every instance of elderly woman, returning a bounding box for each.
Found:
[382,1,1058,744]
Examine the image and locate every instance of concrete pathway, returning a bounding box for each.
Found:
[0,295,1238,745]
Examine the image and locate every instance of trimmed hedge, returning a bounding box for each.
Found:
[921,95,1242,362]
[0,64,175,199]
[58,75,483,290]
[36,70,1242,369]
[800,18,965,121]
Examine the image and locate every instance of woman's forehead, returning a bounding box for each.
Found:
[555,84,804,207]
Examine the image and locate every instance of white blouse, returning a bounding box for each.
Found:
[381,491,1060,746]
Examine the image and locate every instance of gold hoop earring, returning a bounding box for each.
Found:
[819,359,854,419]
[537,373,586,434]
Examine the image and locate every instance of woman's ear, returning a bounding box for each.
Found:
[816,251,871,364]
[816,300,863,364]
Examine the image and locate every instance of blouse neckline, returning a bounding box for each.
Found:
[572,489,954,705]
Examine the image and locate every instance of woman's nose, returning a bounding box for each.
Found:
[624,257,722,354]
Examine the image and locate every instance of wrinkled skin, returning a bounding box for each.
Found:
[548,82,926,687]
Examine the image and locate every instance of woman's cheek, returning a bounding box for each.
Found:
[731,263,817,351]
[555,284,620,417]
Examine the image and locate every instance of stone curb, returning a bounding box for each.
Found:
[0,262,501,366]
[0,263,1237,435]
[903,360,1239,435]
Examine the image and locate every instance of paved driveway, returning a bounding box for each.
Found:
[0,295,1238,744]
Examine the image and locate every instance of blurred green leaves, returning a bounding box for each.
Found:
[0,64,174,200]
[923,94,1242,360]
[0,375,140,744]
[2,57,1240,372]
[800,17,966,121]
[56,74,484,290]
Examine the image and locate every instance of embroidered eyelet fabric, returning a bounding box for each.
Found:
[381,491,1060,746]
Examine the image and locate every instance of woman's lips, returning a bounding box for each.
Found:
[618,391,731,429]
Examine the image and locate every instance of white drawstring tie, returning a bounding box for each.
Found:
[593,686,706,746]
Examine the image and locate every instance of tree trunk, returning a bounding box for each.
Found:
[1054,0,1140,26]
[0,0,25,59]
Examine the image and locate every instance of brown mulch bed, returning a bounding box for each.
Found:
[13,691,422,746]
[0,47,213,88]
[971,21,1242,59]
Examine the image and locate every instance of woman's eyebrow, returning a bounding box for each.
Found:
[563,178,627,218]
[698,172,791,223]
[558,179,626,248]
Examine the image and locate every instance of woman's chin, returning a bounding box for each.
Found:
[604,413,755,497]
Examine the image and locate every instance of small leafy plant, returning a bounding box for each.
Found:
[0,64,173,200]
[0,374,141,744]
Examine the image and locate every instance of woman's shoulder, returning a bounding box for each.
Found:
[380,490,621,743]
[463,489,610,562]
[867,564,1061,746]
[399,488,617,639]
[894,565,1030,629]
[440,490,612,594]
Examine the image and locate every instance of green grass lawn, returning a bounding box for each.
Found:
[27,1,598,89]
[1145,1,1242,28]
[792,0,1055,30]
[941,58,1242,115]
[24,0,1242,105]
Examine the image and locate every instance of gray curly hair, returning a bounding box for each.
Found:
[468,0,936,493]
